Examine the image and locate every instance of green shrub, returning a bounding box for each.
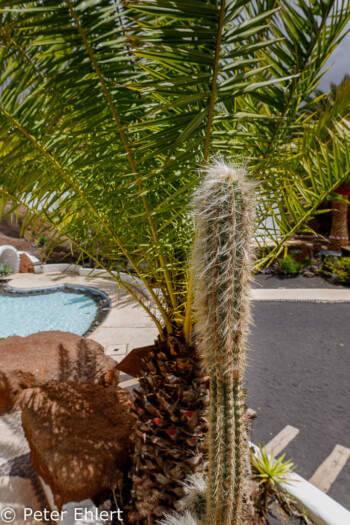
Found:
[38,235,48,247]
[0,263,12,276]
[278,254,302,275]
[251,444,296,514]
[322,256,350,284]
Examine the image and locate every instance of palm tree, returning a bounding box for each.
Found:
[326,81,350,252]
[1,0,349,333]
[308,79,350,251]
[1,0,350,522]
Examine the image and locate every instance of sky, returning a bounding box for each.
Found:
[318,23,350,92]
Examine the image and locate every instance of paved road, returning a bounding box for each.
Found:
[245,300,350,510]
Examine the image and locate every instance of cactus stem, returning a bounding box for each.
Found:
[191,160,255,525]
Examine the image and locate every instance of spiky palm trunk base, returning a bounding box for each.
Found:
[128,331,209,524]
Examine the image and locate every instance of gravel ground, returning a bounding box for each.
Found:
[245,300,350,510]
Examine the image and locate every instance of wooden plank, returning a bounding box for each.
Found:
[309,445,350,493]
[117,345,153,377]
[265,425,300,457]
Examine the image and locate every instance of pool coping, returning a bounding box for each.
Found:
[0,281,111,337]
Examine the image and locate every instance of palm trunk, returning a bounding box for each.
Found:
[128,331,209,524]
[329,200,349,251]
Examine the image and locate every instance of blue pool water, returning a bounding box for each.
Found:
[0,290,99,338]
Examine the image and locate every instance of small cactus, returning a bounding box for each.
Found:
[191,160,255,525]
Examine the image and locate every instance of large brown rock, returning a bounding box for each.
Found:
[0,331,119,412]
[19,382,135,509]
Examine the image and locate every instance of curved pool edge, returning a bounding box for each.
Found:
[0,282,111,338]
[2,281,110,305]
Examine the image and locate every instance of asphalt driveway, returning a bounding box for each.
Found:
[245,298,350,510]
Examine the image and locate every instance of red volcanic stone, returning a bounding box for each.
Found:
[19,253,35,273]
[19,382,135,509]
[0,331,119,412]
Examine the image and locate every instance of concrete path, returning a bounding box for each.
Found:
[252,287,350,302]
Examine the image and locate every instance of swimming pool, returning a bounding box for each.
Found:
[0,285,110,338]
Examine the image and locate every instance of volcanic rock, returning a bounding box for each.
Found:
[0,331,119,412]
[19,382,135,509]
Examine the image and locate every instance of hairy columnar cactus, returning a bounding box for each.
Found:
[192,161,255,525]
